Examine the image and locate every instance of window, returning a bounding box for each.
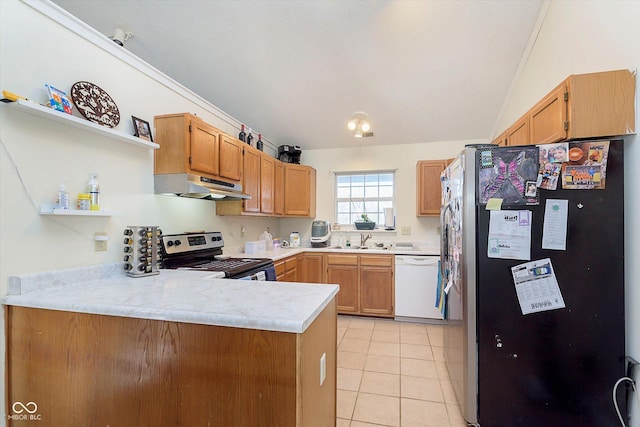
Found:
[335,171,395,225]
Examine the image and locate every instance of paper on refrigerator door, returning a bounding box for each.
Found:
[542,199,568,250]
[487,210,532,260]
[511,258,565,315]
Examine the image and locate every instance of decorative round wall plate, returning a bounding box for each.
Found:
[70,81,120,128]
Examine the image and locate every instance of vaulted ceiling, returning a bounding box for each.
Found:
[52,0,544,150]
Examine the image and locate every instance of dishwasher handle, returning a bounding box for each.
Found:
[395,256,439,266]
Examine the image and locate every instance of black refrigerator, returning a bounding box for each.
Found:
[440,140,626,426]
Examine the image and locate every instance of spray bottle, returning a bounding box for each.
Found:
[87,173,100,211]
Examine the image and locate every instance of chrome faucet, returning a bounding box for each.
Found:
[360,233,372,247]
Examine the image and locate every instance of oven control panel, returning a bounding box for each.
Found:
[123,226,162,277]
[161,231,224,255]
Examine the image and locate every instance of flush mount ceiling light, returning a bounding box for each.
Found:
[347,112,374,138]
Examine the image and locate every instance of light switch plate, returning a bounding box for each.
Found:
[401,226,411,235]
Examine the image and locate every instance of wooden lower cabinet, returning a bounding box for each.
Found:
[359,255,394,317]
[5,302,337,427]
[326,253,394,317]
[275,254,298,281]
[327,255,360,313]
[298,253,325,283]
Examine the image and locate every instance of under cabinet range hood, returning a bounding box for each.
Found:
[154,173,251,200]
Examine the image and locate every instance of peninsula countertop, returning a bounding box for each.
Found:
[3,262,339,334]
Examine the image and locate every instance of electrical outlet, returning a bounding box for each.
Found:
[94,232,108,252]
[320,353,326,386]
[401,226,411,235]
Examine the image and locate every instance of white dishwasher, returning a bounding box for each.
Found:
[394,255,443,320]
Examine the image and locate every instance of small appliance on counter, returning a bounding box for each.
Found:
[123,226,162,277]
[277,145,301,164]
[310,221,331,248]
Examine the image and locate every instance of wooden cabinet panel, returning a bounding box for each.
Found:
[189,119,219,176]
[360,266,394,316]
[530,84,567,145]
[567,69,636,139]
[416,160,447,216]
[492,131,508,146]
[274,160,285,216]
[284,164,316,217]
[327,264,359,313]
[242,145,261,213]
[506,114,529,146]
[6,304,337,427]
[299,253,325,283]
[218,134,243,181]
[260,155,275,214]
[275,255,297,282]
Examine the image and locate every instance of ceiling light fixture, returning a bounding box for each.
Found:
[347,112,373,138]
[110,27,134,46]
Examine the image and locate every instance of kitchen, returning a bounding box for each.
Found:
[2,1,640,427]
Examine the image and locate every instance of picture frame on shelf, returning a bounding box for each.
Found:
[132,116,153,141]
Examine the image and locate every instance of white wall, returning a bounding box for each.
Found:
[493,0,640,423]
[283,140,473,247]
[0,2,281,423]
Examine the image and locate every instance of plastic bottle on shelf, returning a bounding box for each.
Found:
[56,183,69,210]
[87,173,100,211]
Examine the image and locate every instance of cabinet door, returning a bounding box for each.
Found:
[299,253,325,283]
[218,134,243,182]
[242,146,261,213]
[274,160,285,216]
[416,160,447,216]
[284,164,316,217]
[492,131,508,146]
[327,255,359,313]
[190,119,219,176]
[506,114,530,146]
[260,155,275,214]
[360,266,394,317]
[530,84,567,145]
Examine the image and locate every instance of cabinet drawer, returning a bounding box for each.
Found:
[285,257,297,271]
[326,254,358,266]
[274,261,285,276]
[360,255,392,267]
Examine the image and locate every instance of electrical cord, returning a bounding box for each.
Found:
[613,376,638,427]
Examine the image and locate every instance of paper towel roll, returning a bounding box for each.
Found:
[384,207,395,229]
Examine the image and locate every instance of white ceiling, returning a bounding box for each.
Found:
[51,0,544,151]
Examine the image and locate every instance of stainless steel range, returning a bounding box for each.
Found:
[161,232,275,280]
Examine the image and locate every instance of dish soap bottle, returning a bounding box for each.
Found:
[87,173,100,211]
[56,183,69,210]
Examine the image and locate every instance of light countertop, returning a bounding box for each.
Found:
[244,246,440,261]
[3,262,338,334]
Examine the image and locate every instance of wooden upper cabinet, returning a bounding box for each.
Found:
[492,131,508,146]
[218,134,243,181]
[154,113,243,185]
[496,69,636,147]
[260,154,275,214]
[416,160,447,216]
[566,69,635,139]
[529,84,567,145]
[189,119,220,176]
[242,145,261,213]
[274,160,285,216]
[506,114,530,147]
[284,164,316,217]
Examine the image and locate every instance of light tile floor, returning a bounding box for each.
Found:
[336,316,468,427]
